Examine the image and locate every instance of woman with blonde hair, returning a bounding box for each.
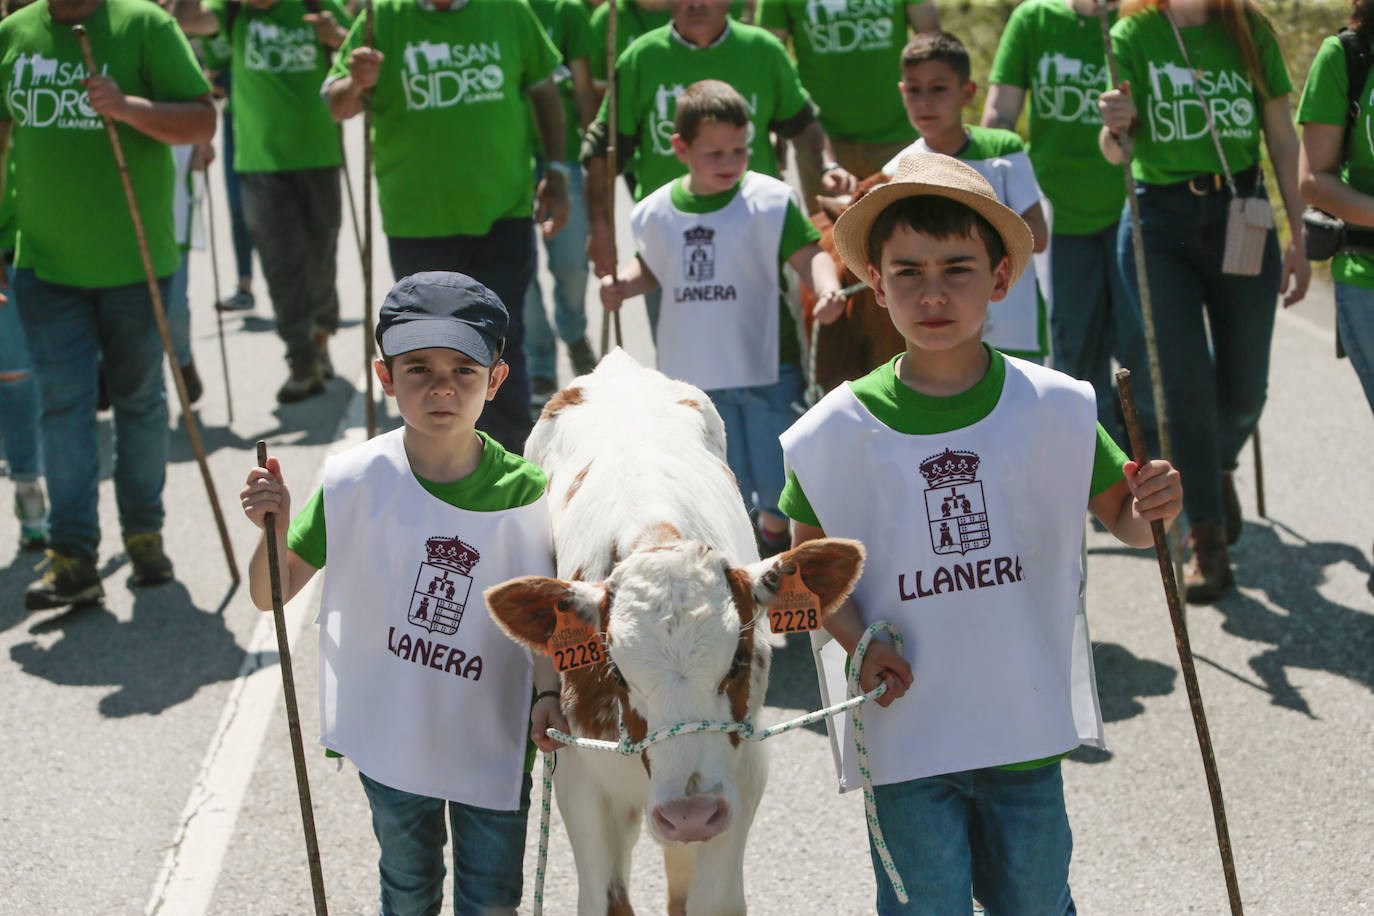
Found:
[1098,0,1310,602]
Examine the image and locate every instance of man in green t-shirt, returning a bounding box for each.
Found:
[756,0,936,211]
[0,0,215,609]
[325,0,571,454]
[175,0,351,404]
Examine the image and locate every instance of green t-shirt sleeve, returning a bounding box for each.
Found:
[287,485,327,570]
[564,0,598,62]
[1297,36,1347,126]
[755,0,791,32]
[1088,422,1128,499]
[520,1,564,89]
[1255,17,1293,99]
[588,3,609,81]
[778,468,821,528]
[768,34,812,126]
[778,197,820,263]
[148,16,215,101]
[986,3,1030,88]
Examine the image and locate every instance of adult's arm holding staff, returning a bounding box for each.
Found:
[81,73,215,146]
[528,77,571,239]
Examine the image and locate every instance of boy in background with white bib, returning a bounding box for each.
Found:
[240,272,564,915]
[780,153,1182,914]
[600,79,844,556]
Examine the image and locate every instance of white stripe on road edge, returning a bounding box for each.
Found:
[145,373,377,916]
[1277,304,1336,346]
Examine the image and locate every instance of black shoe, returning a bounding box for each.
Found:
[530,375,556,406]
[567,338,598,376]
[755,521,790,559]
[215,289,255,312]
[125,532,174,586]
[180,362,203,405]
[25,550,104,610]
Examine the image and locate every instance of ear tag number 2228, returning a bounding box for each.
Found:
[769,570,821,634]
[547,604,604,672]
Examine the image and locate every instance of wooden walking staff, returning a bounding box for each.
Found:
[201,149,235,424]
[1116,368,1245,916]
[600,0,624,356]
[362,0,377,438]
[73,25,239,582]
[255,441,329,916]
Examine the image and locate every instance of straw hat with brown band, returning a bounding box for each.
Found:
[831,151,1035,290]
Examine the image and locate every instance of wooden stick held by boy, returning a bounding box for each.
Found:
[1116,368,1245,916]
[254,440,329,916]
[73,24,239,583]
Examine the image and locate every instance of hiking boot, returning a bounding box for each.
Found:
[25,549,103,610]
[567,337,598,376]
[179,361,203,405]
[1183,521,1234,604]
[277,363,325,404]
[14,479,48,551]
[313,328,334,380]
[215,288,255,312]
[125,532,174,586]
[1221,470,1242,545]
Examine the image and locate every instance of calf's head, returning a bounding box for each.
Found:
[486,537,864,844]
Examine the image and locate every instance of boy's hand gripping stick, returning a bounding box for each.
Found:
[1117,369,1244,916]
[256,441,329,916]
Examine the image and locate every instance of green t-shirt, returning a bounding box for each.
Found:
[588,0,670,83]
[0,0,211,287]
[1109,10,1292,186]
[987,0,1125,235]
[288,431,548,568]
[196,31,234,74]
[206,0,349,173]
[603,20,813,200]
[1297,34,1374,289]
[526,0,597,161]
[778,347,1129,528]
[755,0,928,144]
[664,174,820,368]
[328,0,562,237]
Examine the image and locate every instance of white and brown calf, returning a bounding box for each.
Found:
[485,350,864,916]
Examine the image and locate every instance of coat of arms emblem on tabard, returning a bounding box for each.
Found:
[408,535,480,635]
[921,448,991,556]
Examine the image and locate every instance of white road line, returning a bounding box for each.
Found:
[145,376,374,916]
[1277,305,1336,346]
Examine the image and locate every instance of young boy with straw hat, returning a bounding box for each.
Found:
[779,152,1183,912]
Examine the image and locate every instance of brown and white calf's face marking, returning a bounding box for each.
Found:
[485,537,865,845]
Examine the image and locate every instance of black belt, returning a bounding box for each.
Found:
[1179,164,1261,196]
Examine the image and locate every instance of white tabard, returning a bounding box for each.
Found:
[318,429,554,809]
[782,357,1106,789]
[631,170,791,390]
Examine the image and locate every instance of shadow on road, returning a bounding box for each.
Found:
[763,632,827,735]
[1071,642,1178,765]
[10,579,253,717]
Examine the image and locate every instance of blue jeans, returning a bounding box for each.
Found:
[1334,281,1374,416]
[871,763,1076,916]
[0,263,42,480]
[388,219,536,455]
[359,771,532,916]
[167,251,192,366]
[1117,183,1281,526]
[13,269,168,560]
[1050,225,1141,447]
[707,364,803,518]
[524,161,589,380]
[215,73,254,283]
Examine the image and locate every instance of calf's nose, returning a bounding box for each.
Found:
[652,796,731,843]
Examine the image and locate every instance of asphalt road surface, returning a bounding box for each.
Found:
[1,120,1371,915]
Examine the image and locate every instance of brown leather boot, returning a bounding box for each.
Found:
[1221,471,1242,545]
[1184,521,1234,604]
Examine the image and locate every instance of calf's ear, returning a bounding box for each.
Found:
[746,537,866,620]
[484,577,603,652]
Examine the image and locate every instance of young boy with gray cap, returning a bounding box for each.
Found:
[780,153,1182,913]
[240,271,565,914]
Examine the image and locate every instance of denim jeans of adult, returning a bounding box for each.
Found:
[870,763,1076,916]
[359,771,532,916]
[215,77,254,282]
[524,161,589,381]
[0,263,41,481]
[1117,183,1280,526]
[1050,224,1141,448]
[1334,281,1374,416]
[13,269,169,561]
[166,250,192,367]
[388,219,536,455]
[706,364,804,518]
[239,168,342,376]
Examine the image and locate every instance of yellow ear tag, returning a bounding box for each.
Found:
[547,604,604,673]
[769,570,822,634]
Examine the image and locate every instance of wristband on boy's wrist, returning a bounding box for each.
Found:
[820,161,843,175]
[534,689,561,704]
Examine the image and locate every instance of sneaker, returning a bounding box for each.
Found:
[125,532,174,586]
[567,337,598,376]
[215,288,255,312]
[24,549,103,610]
[312,329,334,380]
[180,361,204,405]
[276,364,325,404]
[14,480,48,551]
[755,520,790,559]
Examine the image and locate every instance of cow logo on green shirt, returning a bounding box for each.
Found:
[803,0,895,54]
[1145,61,1255,143]
[648,81,756,155]
[401,39,506,111]
[8,55,99,130]
[1032,51,1107,125]
[245,21,320,73]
